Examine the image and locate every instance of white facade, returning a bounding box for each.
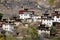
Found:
[38,30,50,35]
[19,12,32,19]
[41,16,60,27]
[53,16,60,22]
[42,19,53,27]
[2,24,14,32]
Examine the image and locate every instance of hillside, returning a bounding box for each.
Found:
[0,0,59,19]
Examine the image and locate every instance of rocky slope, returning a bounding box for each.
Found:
[0,0,55,19]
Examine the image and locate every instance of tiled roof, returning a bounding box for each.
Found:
[19,10,34,14]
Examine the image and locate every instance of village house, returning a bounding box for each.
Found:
[19,9,34,19]
[41,14,53,27]
[38,24,50,37]
[41,10,60,27]
[53,16,60,22]
[2,23,15,32]
[38,30,50,37]
[19,9,42,23]
[51,11,60,22]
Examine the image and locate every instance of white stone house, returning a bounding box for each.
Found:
[42,19,53,27]
[51,11,60,22]
[38,30,50,35]
[53,16,60,22]
[41,16,53,27]
[19,9,34,19]
[41,15,60,27]
[2,23,14,32]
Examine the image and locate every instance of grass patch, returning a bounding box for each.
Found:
[56,2,60,8]
[49,0,55,5]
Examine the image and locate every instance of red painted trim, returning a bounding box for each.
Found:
[19,10,34,14]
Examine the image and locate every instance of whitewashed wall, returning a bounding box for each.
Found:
[2,24,14,32]
[38,30,50,35]
[42,19,53,27]
[53,16,60,22]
